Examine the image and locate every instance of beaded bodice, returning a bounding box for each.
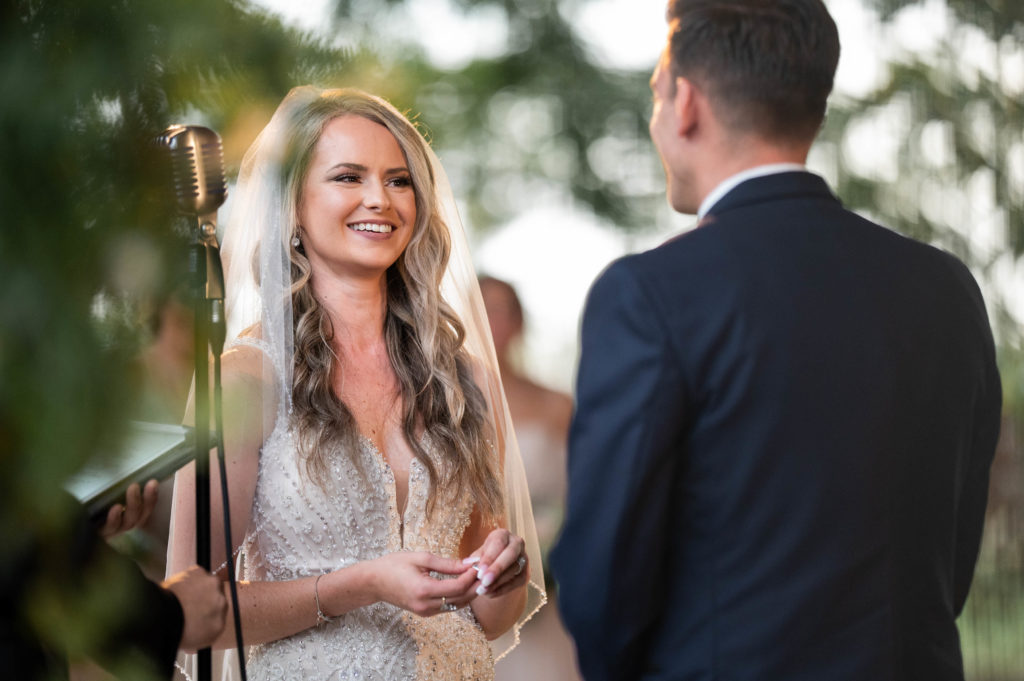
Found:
[238,412,493,680]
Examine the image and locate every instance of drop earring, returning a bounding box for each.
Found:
[292,234,301,249]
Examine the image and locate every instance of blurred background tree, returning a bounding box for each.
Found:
[1,0,1019,677]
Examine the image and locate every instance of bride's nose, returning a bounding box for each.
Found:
[362,178,390,211]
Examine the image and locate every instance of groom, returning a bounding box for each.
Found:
[551,1,1002,679]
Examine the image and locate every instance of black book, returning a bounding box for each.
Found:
[65,421,195,519]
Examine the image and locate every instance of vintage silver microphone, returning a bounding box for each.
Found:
[161,125,228,219]
[161,125,227,303]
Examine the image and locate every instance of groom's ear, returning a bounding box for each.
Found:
[674,76,700,139]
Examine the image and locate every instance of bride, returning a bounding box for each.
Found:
[167,86,545,680]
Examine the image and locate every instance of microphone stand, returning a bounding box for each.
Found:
[165,124,245,681]
[190,216,247,681]
[188,218,222,681]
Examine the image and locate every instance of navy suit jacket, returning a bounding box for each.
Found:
[551,172,1001,681]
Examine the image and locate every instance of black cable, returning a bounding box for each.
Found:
[191,260,212,681]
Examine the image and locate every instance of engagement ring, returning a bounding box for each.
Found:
[514,555,526,576]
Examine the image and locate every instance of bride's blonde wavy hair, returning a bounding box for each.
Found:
[277,89,502,522]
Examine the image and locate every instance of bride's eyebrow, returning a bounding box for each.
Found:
[326,162,409,174]
[327,162,367,172]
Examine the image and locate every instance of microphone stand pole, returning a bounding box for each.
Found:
[162,123,235,681]
[188,219,221,681]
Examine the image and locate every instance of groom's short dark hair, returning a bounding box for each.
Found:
[667,0,840,144]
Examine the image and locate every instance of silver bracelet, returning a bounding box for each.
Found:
[314,573,336,625]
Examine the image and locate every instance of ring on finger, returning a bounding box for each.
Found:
[440,596,457,612]
[514,555,526,576]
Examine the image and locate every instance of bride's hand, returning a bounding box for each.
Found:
[368,552,480,617]
[463,528,529,598]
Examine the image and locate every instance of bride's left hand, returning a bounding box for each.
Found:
[464,528,529,598]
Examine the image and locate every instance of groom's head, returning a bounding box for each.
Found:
[666,0,840,145]
[648,0,840,213]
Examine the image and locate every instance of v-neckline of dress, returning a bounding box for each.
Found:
[358,433,427,549]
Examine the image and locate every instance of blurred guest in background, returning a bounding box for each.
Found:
[123,288,196,582]
[480,276,582,681]
[479,276,572,566]
[130,290,194,426]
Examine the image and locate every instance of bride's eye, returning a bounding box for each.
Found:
[332,173,360,183]
[387,175,412,188]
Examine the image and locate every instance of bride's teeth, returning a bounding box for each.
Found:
[350,222,394,233]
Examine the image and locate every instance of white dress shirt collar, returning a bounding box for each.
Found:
[697,163,808,219]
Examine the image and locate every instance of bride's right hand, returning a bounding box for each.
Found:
[368,552,480,617]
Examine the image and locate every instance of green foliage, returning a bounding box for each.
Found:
[871,0,1024,40]
[828,1,1023,314]
[960,561,1024,680]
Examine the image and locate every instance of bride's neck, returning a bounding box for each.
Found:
[311,273,388,352]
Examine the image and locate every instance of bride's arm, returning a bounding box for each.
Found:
[167,344,268,577]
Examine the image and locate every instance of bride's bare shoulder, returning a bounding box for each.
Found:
[222,325,271,376]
